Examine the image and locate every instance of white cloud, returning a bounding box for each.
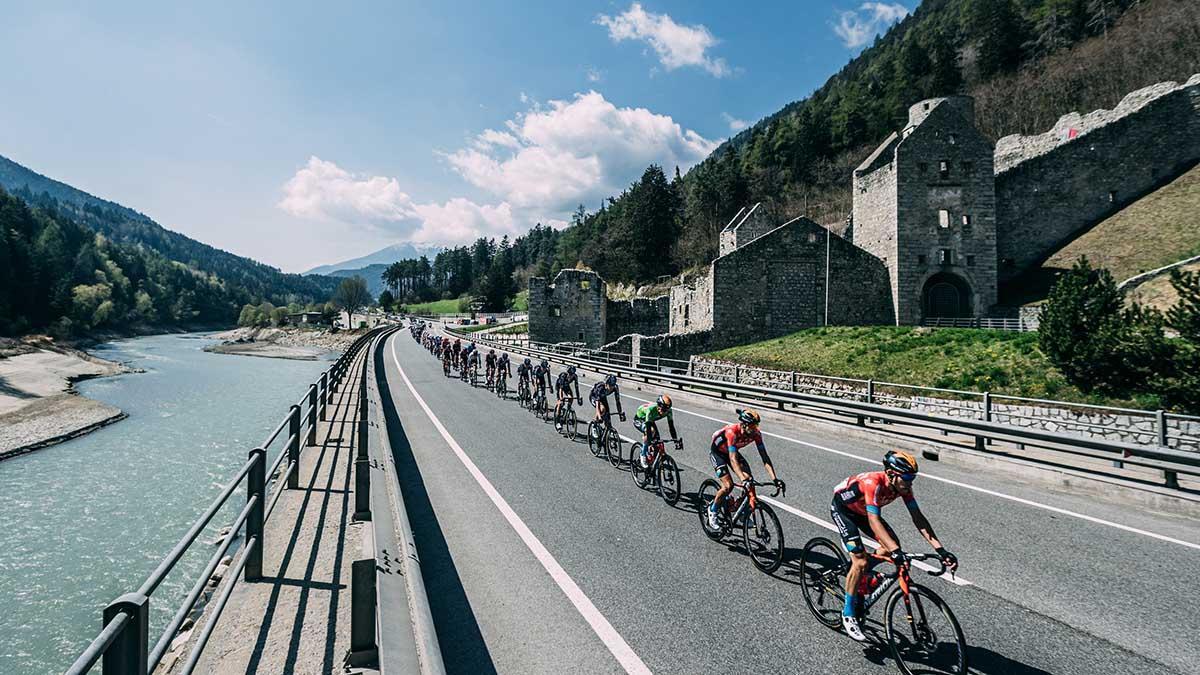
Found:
[474,128,521,150]
[833,3,909,49]
[722,112,749,132]
[277,156,517,245]
[586,66,603,83]
[443,90,719,214]
[519,91,529,104]
[596,3,731,77]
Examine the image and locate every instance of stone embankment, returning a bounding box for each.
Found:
[690,357,1200,453]
[206,326,360,360]
[0,338,131,460]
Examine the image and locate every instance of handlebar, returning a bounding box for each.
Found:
[737,479,783,498]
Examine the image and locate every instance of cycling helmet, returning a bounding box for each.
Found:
[883,450,919,476]
[540,359,549,369]
[736,408,761,426]
[605,375,618,387]
[657,394,672,410]
[524,358,531,366]
[489,349,495,354]
[567,365,576,375]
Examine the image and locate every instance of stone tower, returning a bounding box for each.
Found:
[852,96,997,325]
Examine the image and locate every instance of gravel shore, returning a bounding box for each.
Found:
[204,326,361,360]
[0,341,130,459]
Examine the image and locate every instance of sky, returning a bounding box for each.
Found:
[0,1,915,272]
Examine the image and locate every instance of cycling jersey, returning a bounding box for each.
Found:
[634,402,671,424]
[710,422,765,456]
[485,353,497,366]
[516,363,531,379]
[532,365,549,388]
[555,371,577,393]
[833,471,917,517]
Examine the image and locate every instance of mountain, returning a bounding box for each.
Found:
[0,155,340,304]
[303,242,442,276]
[328,264,389,297]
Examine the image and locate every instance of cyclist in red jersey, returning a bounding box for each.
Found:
[705,409,785,531]
[831,450,957,642]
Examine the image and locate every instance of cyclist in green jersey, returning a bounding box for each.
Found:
[634,395,681,467]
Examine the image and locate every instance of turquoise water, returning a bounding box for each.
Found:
[0,334,333,674]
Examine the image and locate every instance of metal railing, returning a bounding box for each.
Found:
[921,317,1035,331]
[64,327,390,675]
[447,326,1200,490]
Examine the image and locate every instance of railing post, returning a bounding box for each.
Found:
[1157,410,1179,488]
[307,384,318,446]
[246,447,266,581]
[867,379,875,405]
[976,392,990,451]
[734,365,740,385]
[349,559,378,667]
[102,593,149,675]
[287,405,300,489]
[791,371,797,393]
[355,354,372,522]
[319,371,328,421]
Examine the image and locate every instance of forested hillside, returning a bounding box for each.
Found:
[0,155,338,307]
[515,0,1200,287]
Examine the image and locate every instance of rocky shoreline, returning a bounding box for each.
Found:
[204,326,361,360]
[0,338,132,460]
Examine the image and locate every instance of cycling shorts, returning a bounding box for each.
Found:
[634,419,659,440]
[707,437,736,478]
[830,496,898,554]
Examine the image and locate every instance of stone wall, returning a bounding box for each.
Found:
[851,134,900,309]
[629,330,714,369]
[669,270,714,334]
[606,295,669,340]
[528,269,606,347]
[719,202,776,256]
[995,75,1200,280]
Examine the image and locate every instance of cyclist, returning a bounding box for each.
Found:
[485,349,498,386]
[589,375,625,434]
[831,451,958,642]
[553,365,582,433]
[705,409,784,530]
[441,342,453,375]
[516,357,533,395]
[464,346,481,380]
[532,359,551,404]
[451,338,462,369]
[634,394,680,468]
[496,352,511,389]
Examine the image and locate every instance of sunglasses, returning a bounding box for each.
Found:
[897,473,917,483]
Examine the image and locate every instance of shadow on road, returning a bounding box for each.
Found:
[376,351,497,675]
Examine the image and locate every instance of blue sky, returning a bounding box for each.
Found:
[0,1,914,272]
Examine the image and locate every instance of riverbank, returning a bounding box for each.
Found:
[0,338,131,460]
[205,326,361,360]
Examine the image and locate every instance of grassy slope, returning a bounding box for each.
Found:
[495,322,528,335]
[706,326,1150,407]
[1003,164,1200,306]
[403,298,462,315]
[512,290,529,311]
[1126,261,1200,310]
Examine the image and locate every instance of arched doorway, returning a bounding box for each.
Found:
[922,273,972,319]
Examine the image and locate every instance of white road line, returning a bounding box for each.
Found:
[612,432,972,586]
[620,392,1200,552]
[389,338,653,675]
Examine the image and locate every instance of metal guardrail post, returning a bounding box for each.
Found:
[355,353,371,522]
[734,365,740,385]
[246,447,265,581]
[307,384,318,446]
[976,392,990,451]
[349,558,378,667]
[319,371,328,421]
[102,593,149,675]
[287,405,301,489]
[1158,410,1179,488]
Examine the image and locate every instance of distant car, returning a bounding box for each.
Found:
[485,316,497,325]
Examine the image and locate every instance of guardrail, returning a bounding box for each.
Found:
[65,327,390,675]
[446,326,1200,490]
[921,317,1035,332]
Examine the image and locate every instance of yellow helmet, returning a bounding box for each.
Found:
[883,450,918,475]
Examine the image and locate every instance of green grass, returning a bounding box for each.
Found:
[495,322,528,335]
[456,323,494,333]
[402,297,464,315]
[1003,164,1200,306]
[707,326,1152,407]
[511,289,529,311]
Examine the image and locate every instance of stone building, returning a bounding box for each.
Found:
[530,75,1200,354]
[853,96,998,325]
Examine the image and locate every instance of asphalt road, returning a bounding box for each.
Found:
[378,328,1200,675]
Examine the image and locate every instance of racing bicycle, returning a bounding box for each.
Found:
[697,479,784,573]
[630,435,683,506]
[517,378,531,407]
[532,384,549,419]
[554,396,581,440]
[798,538,967,675]
[495,371,508,399]
[588,411,625,467]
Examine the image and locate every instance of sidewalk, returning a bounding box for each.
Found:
[159,355,368,675]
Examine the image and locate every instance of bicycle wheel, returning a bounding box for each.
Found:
[588,422,603,457]
[566,408,578,441]
[606,429,623,468]
[657,455,681,506]
[884,583,968,675]
[628,443,650,489]
[743,502,784,574]
[799,537,849,629]
[696,478,724,541]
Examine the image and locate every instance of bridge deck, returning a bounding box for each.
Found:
[160,353,368,675]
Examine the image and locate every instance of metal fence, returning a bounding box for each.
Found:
[447,325,1200,489]
[64,327,389,675]
[921,317,1035,332]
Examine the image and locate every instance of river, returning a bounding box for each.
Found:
[0,333,333,674]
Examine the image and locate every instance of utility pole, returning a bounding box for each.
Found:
[824,227,831,326]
